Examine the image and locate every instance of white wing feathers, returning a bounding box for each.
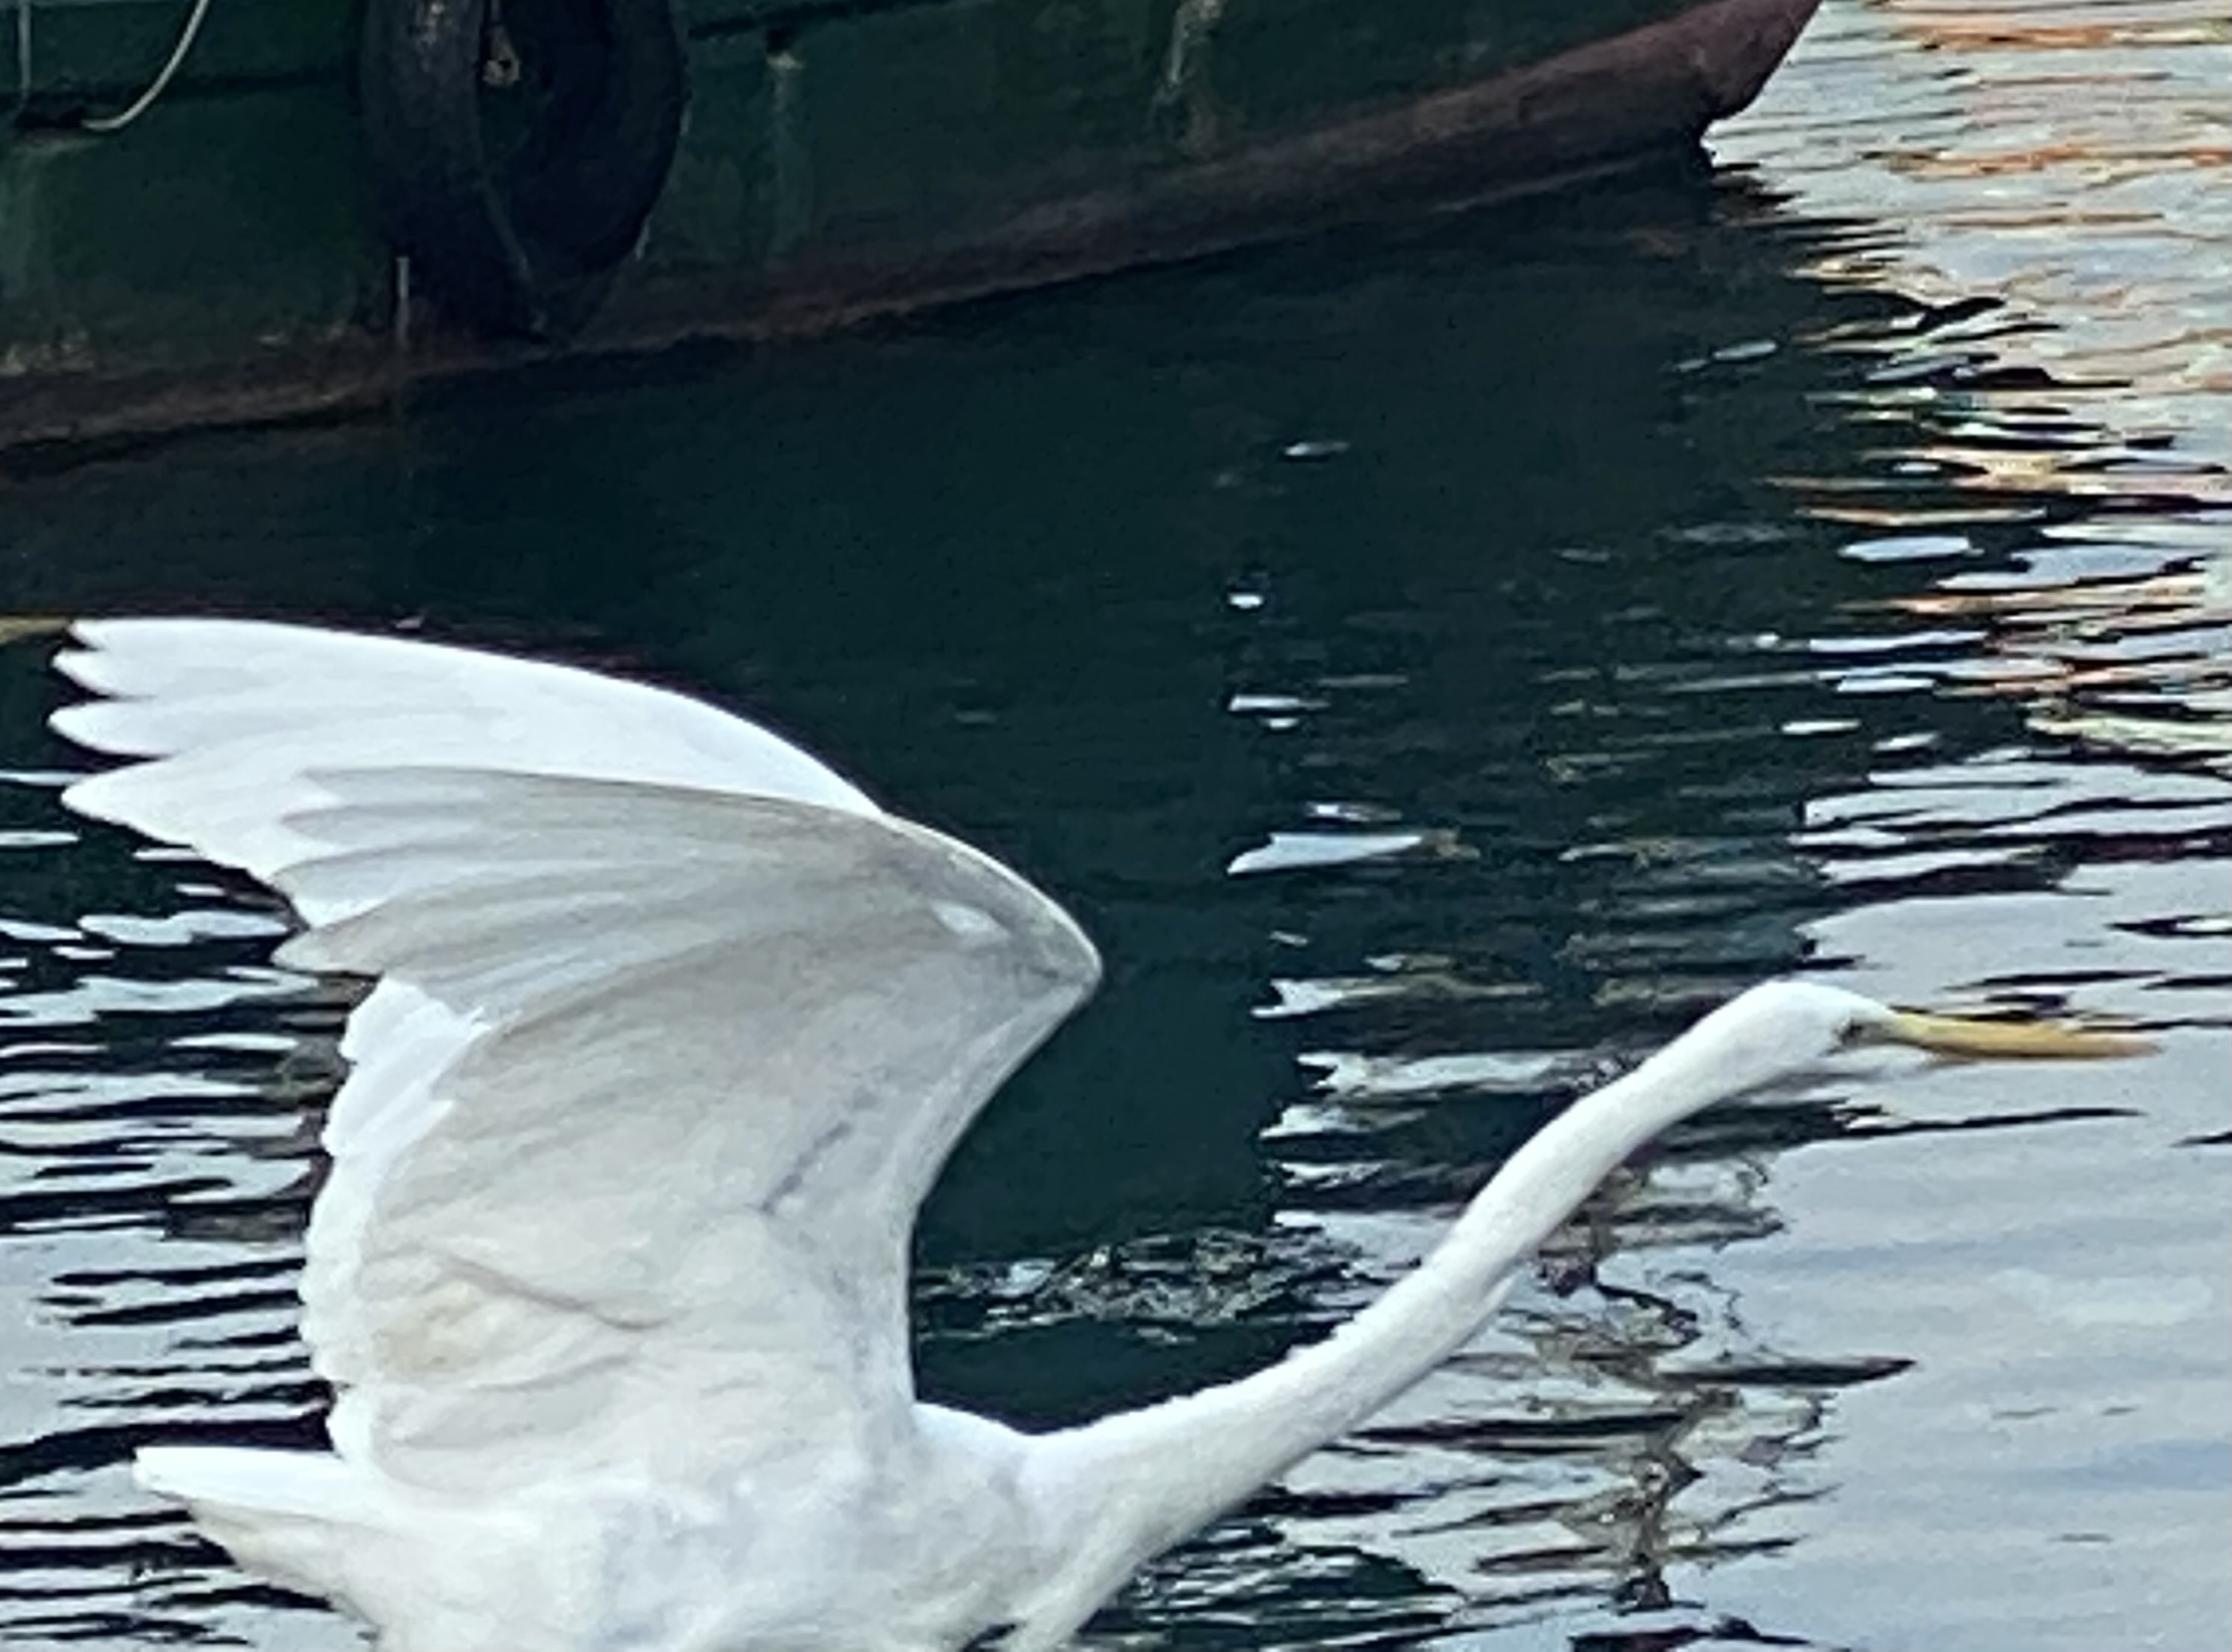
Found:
[52,620,1100,1494]
[55,617,877,908]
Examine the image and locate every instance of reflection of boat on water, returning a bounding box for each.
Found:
[0,0,1821,452]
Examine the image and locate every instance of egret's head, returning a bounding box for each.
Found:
[1670,980,2152,1108]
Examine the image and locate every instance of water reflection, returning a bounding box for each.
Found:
[2,2,2228,1647]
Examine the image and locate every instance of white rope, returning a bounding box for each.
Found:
[80,0,215,134]
[15,2,34,112]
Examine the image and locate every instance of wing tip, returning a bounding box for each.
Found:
[51,614,215,707]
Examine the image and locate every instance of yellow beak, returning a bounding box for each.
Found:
[1879,1008,2153,1061]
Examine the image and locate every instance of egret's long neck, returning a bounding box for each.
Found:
[1016,1016,1755,1623]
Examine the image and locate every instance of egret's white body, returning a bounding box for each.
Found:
[50,620,2140,1652]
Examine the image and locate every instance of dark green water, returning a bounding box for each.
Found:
[2,4,2227,1647]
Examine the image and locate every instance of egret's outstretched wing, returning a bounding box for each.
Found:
[52,620,1100,1494]
[55,617,876,896]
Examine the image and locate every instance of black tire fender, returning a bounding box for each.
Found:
[359,0,687,340]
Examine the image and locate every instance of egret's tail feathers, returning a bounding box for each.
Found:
[135,1446,378,1605]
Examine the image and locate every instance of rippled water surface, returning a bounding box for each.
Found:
[2,2,2227,1647]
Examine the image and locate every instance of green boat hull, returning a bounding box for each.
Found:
[0,0,1818,451]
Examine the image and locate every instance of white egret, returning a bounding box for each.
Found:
[51,619,2144,1652]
